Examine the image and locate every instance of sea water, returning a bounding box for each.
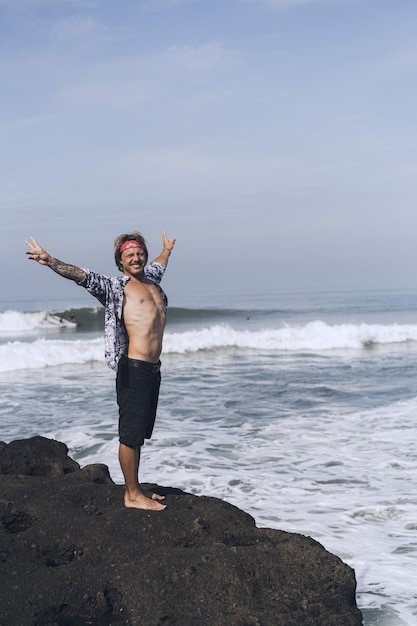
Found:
[1,288,417,625]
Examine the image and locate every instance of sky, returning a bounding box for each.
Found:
[2,0,417,306]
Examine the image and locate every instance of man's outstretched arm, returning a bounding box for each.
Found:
[24,236,86,283]
[152,231,176,266]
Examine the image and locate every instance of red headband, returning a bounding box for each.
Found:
[119,240,145,253]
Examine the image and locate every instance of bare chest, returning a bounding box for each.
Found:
[123,280,164,323]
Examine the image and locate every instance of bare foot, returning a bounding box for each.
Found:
[124,490,166,511]
[144,489,165,502]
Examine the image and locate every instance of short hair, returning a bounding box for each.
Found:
[114,232,148,271]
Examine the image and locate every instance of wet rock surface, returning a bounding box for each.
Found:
[0,437,363,625]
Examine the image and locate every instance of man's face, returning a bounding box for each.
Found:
[120,247,147,278]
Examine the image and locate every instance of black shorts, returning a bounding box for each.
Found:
[116,355,161,448]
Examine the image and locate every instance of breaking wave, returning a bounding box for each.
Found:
[1,320,417,372]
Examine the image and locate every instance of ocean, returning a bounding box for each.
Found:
[1,287,416,625]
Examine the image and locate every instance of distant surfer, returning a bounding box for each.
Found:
[25,231,175,511]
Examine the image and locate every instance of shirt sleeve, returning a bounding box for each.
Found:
[145,261,166,285]
[77,268,113,307]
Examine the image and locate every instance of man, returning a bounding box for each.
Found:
[25,231,175,511]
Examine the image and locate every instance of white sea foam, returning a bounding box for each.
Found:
[2,320,417,372]
[164,321,417,353]
[0,338,103,372]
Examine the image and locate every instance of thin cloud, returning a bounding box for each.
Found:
[49,15,112,45]
[136,0,197,14]
[242,0,348,10]
[161,41,239,74]
[58,77,153,108]
[54,41,239,108]
[380,39,417,75]
[0,0,95,9]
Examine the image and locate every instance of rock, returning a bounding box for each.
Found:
[0,437,363,626]
[0,436,79,477]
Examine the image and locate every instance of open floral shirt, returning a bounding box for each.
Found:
[77,262,167,371]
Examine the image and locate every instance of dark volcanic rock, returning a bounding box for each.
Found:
[0,437,363,626]
[0,437,80,477]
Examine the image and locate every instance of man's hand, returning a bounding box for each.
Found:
[24,236,50,265]
[152,231,176,266]
[162,231,176,252]
[24,236,85,282]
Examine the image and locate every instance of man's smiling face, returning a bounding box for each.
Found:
[120,246,147,278]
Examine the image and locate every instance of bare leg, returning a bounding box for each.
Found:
[133,445,165,502]
[118,443,166,511]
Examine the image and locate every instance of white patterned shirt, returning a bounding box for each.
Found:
[77,262,167,371]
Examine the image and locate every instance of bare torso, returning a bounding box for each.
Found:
[123,278,166,363]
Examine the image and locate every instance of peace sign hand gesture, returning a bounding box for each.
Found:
[24,236,51,265]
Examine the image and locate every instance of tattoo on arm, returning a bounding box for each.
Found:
[49,258,85,282]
